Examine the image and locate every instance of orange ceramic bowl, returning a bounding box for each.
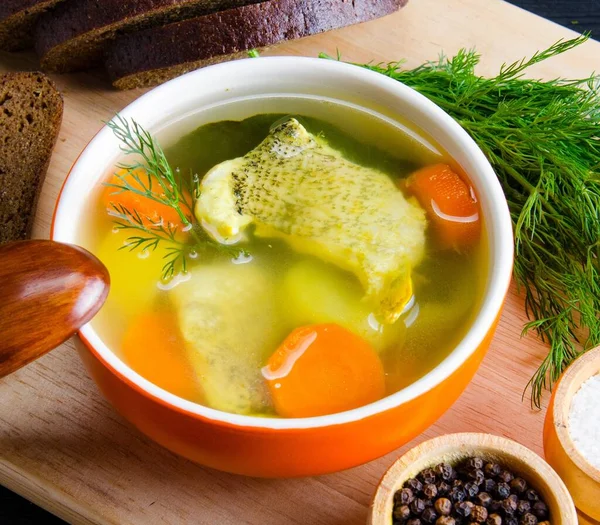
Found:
[51,57,513,477]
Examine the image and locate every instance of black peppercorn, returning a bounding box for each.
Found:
[496,482,511,499]
[486,514,502,525]
[510,478,527,494]
[525,489,539,502]
[455,501,474,517]
[434,498,452,516]
[424,483,438,499]
[501,495,518,516]
[519,513,538,525]
[476,492,492,507]
[411,498,426,515]
[396,487,415,505]
[471,504,488,523]
[489,500,502,512]
[392,458,551,525]
[435,463,455,481]
[483,478,496,493]
[531,501,548,520]
[484,462,501,477]
[464,481,479,497]
[468,469,485,485]
[393,504,410,521]
[498,470,514,483]
[422,507,438,524]
[420,468,437,485]
[467,457,484,470]
[450,487,466,503]
[436,481,451,496]
[407,478,424,493]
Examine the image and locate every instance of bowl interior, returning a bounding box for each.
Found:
[371,433,577,525]
[51,57,513,429]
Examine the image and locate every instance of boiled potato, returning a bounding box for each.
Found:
[281,259,406,353]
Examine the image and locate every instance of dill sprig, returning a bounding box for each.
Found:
[328,34,600,406]
[106,115,195,226]
[105,115,243,280]
[108,202,190,280]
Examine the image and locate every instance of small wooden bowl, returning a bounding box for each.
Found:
[544,346,600,522]
[578,510,600,525]
[369,433,576,525]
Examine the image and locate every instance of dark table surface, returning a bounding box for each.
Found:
[2,1,599,524]
[507,0,599,35]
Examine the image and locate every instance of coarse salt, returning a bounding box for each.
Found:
[569,374,600,469]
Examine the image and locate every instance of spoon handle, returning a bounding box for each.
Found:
[0,240,109,378]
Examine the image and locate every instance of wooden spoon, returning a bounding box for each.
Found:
[0,240,109,378]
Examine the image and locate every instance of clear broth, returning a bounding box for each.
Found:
[81,97,487,417]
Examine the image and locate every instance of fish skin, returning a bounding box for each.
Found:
[196,118,427,323]
[171,262,280,415]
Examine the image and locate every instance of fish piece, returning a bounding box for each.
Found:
[170,262,280,415]
[195,118,427,323]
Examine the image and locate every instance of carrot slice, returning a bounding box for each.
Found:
[102,168,187,228]
[263,324,385,418]
[121,312,200,401]
[404,163,481,250]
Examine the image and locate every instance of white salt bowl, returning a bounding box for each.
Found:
[544,345,600,522]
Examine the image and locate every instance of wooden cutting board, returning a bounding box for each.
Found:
[0,1,598,523]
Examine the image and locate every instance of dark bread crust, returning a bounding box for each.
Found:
[35,0,259,73]
[0,73,63,243]
[0,0,64,51]
[0,0,58,19]
[106,0,406,90]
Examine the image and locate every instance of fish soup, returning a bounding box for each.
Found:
[84,98,486,418]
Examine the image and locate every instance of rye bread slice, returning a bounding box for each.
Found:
[35,0,260,73]
[0,72,63,243]
[105,0,406,90]
[0,0,65,51]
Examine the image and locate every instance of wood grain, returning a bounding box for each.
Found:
[0,0,599,523]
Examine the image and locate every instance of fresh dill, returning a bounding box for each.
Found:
[106,116,194,226]
[108,201,190,281]
[105,115,243,280]
[324,34,600,406]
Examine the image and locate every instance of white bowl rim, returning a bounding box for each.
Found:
[52,56,514,430]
